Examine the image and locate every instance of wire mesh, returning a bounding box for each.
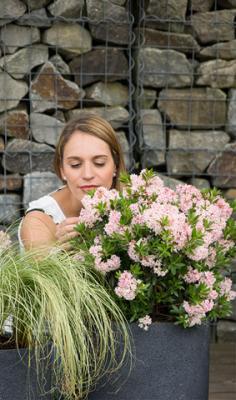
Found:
[0,0,236,227]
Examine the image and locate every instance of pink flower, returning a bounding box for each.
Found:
[200,271,216,288]
[188,245,209,261]
[104,210,125,236]
[138,315,152,331]
[115,271,139,300]
[130,174,145,192]
[95,254,121,274]
[219,277,236,300]
[183,266,201,283]
[0,231,11,252]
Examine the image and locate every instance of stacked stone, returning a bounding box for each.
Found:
[136,0,236,193]
[0,0,133,225]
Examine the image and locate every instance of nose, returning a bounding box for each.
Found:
[81,162,95,181]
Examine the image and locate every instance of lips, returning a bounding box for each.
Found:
[79,185,98,190]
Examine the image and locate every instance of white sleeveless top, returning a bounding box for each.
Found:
[18,193,66,249]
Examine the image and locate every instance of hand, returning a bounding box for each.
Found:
[55,217,80,247]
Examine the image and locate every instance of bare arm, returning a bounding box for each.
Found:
[20,211,80,251]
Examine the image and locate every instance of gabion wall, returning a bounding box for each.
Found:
[0,0,235,339]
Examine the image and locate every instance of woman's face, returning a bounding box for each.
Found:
[60,131,116,200]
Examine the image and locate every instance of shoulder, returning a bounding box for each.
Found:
[26,194,65,224]
[20,211,56,250]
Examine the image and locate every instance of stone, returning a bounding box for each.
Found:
[140,109,166,168]
[67,106,129,129]
[110,0,126,4]
[30,113,65,146]
[48,0,84,18]
[0,44,48,79]
[199,40,236,60]
[227,89,236,138]
[189,178,210,190]
[115,131,130,169]
[23,171,61,208]
[137,48,193,88]
[2,139,55,174]
[146,0,188,20]
[22,0,51,10]
[207,143,236,188]
[157,173,183,190]
[0,71,28,113]
[224,189,236,200]
[135,88,157,109]
[51,110,66,122]
[0,24,40,54]
[192,10,235,45]
[158,88,226,129]
[137,28,200,55]
[0,137,4,151]
[49,54,70,75]
[30,62,84,112]
[217,320,236,342]
[69,48,129,87]
[86,0,129,45]
[196,59,236,88]
[42,22,92,59]
[0,109,29,139]
[85,82,129,107]
[189,0,214,12]
[0,194,21,224]
[0,0,26,19]
[16,8,51,28]
[167,129,230,175]
[0,174,22,191]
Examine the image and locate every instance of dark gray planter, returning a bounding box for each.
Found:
[89,322,210,400]
[0,347,60,400]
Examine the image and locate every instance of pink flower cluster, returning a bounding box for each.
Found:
[138,315,152,331]
[89,240,121,273]
[128,240,167,276]
[183,300,215,327]
[115,271,139,301]
[219,277,236,301]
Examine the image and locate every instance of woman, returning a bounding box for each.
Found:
[19,115,126,250]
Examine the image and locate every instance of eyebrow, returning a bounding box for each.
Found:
[66,155,108,160]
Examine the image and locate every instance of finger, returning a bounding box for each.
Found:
[57,231,80,244]
[63,217,81,225]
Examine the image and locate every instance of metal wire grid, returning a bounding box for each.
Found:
[135,0,236,185]
[0,0,137,224]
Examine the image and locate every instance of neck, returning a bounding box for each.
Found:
[53,186,83,218]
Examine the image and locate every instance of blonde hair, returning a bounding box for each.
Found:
[54,115,126,190]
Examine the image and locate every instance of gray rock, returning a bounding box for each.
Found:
[67,106,129,129]
[115,131,130,169]
[110,0,126,4]
[69,48,128,87]
[217,320,236,342]
[135,88,157,109]
[199,40,236,60]
[196,59,236,88]
[23,171,61,208]
[0,0,26,19]
[189,0,214,12]
[207,143,236,188]
[0,174,22,191]
[0,45,48,79]
[139,109,166,168]
[0,194,21,224]
[85,82,129,107]
[189,178,210,189]
[0,108,29,139]
[137,28,200,55]
[167,129,230,175]
[227,89,236,137]
[2,139,54,174]
[48,0,84,18]
[146,0,188,20]
[49,54,70,75]
[51,110,66,122]
[156,173,183,190]
[192,10,236,44]
[137,48,193,88]
[0,71,28,112]
[87,0,129,44]
[0,24,40,54]
[30,62,84,112]
[21,0,51,10]
[158,88,226,129]
[42,22,92,59]
[30,113,65,146]
[16,8,51,28]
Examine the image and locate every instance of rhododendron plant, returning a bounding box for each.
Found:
[72,169,236,328]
